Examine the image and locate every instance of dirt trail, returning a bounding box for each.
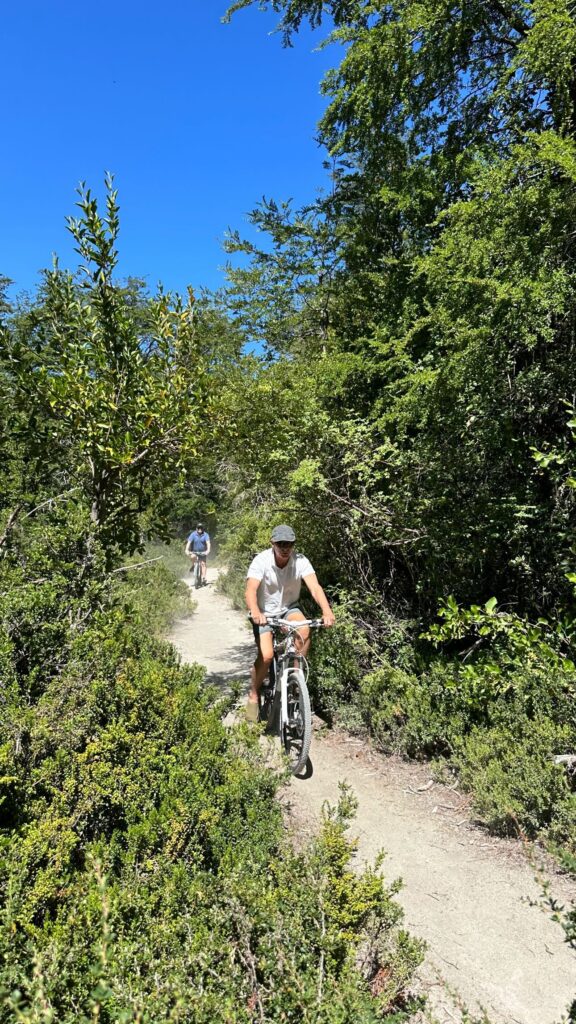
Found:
[170,567,575,1024]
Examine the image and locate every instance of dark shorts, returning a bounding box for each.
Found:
[252,605,303,642]
[192,552,207,560]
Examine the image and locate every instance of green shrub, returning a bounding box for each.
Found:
[0,535,423,1021]
[357,659,469,757]
[104,538,196,644]
[1,806,424,1021]
[0,633,424,1020]
[309,605,372,721]
[354,622,576,858]
[143,538,192,579]
[454,720,576,845]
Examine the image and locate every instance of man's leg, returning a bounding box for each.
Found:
[285,610,310,659]
[248,629,274,707]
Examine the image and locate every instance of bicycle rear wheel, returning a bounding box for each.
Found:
[282,669,312,775]
[259,660,278,733]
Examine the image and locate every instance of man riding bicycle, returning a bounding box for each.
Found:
[185,523,211,586]
[245,524,335,722]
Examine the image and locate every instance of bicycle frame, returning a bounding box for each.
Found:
[276,640,304,730]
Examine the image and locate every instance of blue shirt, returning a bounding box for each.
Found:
[188,530,210,553]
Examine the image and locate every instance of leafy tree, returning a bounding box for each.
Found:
[221,1,576,617]
[214,10,576,946]
[1,177,208,564]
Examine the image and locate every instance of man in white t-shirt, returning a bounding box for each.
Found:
[244,524,335,721]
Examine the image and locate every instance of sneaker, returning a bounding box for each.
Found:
[245,701,259,724]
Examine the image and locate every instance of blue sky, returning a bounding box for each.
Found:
[2,1,338,300]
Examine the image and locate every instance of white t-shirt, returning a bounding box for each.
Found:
[246,548,315,615]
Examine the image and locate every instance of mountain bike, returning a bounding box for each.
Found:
[190,553,207,589]
[258,614,323,776]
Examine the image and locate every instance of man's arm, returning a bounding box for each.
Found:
[205,538,211,555]
[303,573,335,627]
[245,577,266,625]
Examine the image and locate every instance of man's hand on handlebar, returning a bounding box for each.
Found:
[249,610,335,628]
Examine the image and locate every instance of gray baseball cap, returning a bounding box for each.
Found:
[271,524,296,543]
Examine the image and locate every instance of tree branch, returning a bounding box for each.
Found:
[110,557,163,574]
[0,489,80,553]
[0,505,23,552]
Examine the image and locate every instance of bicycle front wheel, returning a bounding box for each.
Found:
[194,559,202,589]
[282,669,312,775]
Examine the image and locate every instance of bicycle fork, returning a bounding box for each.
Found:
[279,658,303,733]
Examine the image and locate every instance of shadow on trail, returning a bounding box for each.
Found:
[204,637,254,692]
[293,757,314,781]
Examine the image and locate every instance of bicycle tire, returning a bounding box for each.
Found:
[258,661,278,733]
[282,668,312,775]
[194,558,202,589]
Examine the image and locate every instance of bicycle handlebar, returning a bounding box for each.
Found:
[270,616,324,629]
[248,613,324,629]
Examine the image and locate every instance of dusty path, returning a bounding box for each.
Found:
[170,567,575,1024]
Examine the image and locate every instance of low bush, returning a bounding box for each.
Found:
[141,538,193,581]
[342,598,576,855]
[0,525,423,1021]
[0,611,424,1021]
[357,660,464,758]
[308,605,372,721]
[454,721,576,847]
[113,550,193,635]
[307,593,415,726]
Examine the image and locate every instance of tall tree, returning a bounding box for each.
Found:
[220,1,576,620]
[1,177,208,563]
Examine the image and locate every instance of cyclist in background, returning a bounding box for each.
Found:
[245,524,335,721]
[185,523,211,586]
